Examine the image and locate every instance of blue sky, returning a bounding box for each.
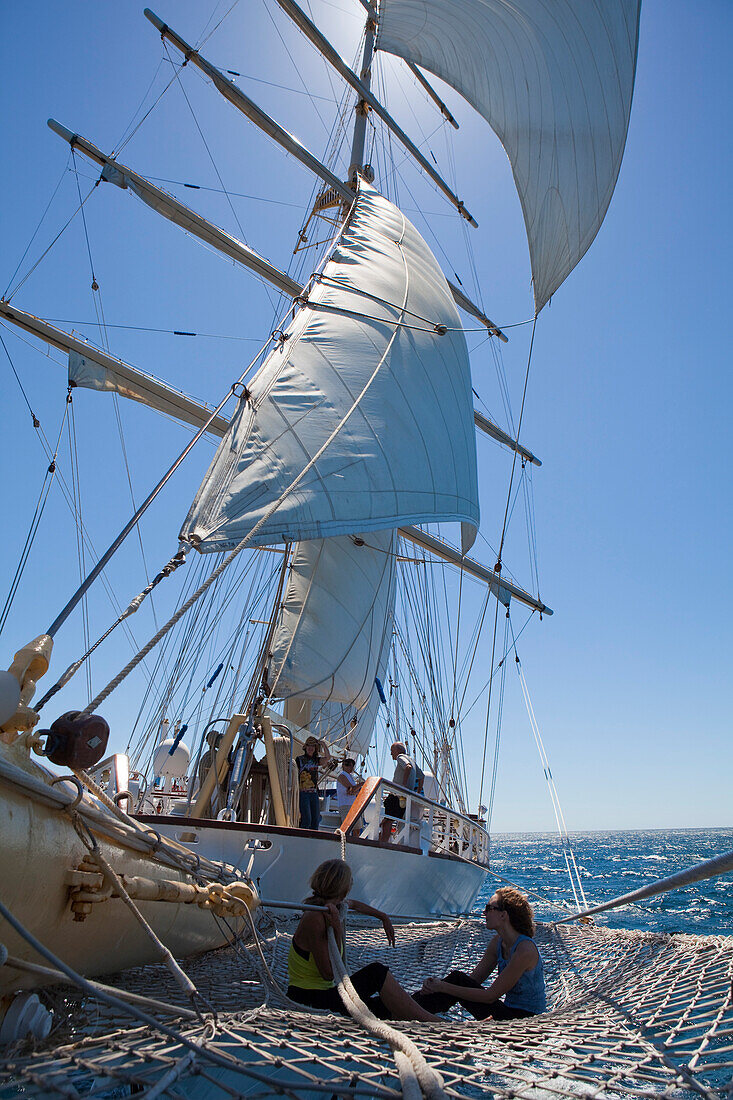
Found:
[1,1,731,834]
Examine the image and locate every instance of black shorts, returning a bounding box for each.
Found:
[288,962,390,1018]
[383,793,404,820]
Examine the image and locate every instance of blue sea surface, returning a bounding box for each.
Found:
[476,827,733,936]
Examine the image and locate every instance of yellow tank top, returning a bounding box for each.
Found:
[287,937,344,991]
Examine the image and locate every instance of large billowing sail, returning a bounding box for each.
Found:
[181,181,479,554]
[377,0,641,311]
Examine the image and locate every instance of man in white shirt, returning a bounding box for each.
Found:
[380,741,418,842]
[336,757,363,824]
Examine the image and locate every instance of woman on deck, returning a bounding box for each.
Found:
[287,859,439,1021]
[295,736,332,830]
[413,887,546,1020]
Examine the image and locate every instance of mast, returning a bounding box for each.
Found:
[398,528,552,616]
[272,0,477,226]
[0,301,230,436]
[47,121,302,299]
[348,9,377,184]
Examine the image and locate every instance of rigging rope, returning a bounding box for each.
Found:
[164,42,280,318]
[510,630,588,911]
[36,549,188,712]
[74,148,164,640]
[0,381,71,637]
[476,594,502,816]
[1,331,166,689]
[2,160,70,300]
[496,316,538,570]
[67,395,93,703]
[558,848,733,924]
[486,610,510,832]
[5,178,101,304]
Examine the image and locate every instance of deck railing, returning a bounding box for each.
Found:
[339,777,489,866]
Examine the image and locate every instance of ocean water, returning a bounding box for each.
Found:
[476,827,733,936]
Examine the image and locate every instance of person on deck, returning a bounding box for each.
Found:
[287,859,440,1021]
[296,736,332,831]
[379,740,419,843]
[412,887,546,1020]
[336,757,363,824]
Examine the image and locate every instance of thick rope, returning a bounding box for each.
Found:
[326,927,446,1100]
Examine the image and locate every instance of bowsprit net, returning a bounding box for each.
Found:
[1,912,731,1098]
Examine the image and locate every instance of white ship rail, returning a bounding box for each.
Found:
[340,777,489,866]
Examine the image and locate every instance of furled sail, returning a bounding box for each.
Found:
[181,180,479,554]
[67,350,226,431]
[377,0,641,311]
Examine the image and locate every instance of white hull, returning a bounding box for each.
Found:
[143,815,487,918]
[0,742,247,994]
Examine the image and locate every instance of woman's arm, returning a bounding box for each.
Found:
[348,899,395,947]
[470,937,499,983]
[420,937,497,994]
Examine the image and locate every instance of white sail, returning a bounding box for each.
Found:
[270,531,395,758]
[309,599,394,760]
[377,0,641,311]
[270,529,395,698]
[181,180,479,555]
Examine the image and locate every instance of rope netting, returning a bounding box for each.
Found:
[1,913,731,1098]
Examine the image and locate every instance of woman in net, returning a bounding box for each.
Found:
[413,886,546,1020]
[287,859,439,1021]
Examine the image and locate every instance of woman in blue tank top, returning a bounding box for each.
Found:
[413,887,546,1020]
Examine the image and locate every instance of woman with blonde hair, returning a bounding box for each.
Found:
[413,887,546,1020]
[287,859,439,1020]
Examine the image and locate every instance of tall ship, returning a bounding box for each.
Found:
[2,5,730,1098]
[4,0,634,925]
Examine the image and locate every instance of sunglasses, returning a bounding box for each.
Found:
[483,904,504,914]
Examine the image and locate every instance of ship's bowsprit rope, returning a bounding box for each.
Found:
[1,915,731,1099]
